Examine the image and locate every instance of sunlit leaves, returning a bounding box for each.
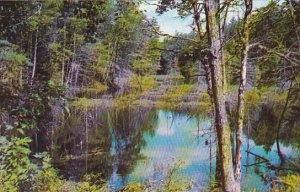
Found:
[0,137,32,191]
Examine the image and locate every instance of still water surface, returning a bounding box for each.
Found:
[43,106,299,191]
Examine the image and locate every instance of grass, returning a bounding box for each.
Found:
[160,84,193,101]
[77,82,108,97]
[20,158,192,192]
[114,75,158,108]
[71,97,102,109]
[156,84,212,112]
[129,75,157,93]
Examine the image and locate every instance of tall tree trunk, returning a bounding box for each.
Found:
[61,21,67,86]
[205,0,238,191]
[31,30,38,85]
[235,0,252,182]
[192,2,213,98]
[31,4,41,85]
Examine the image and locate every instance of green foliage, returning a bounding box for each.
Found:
[32,170,106,192]
[113,76,157,108]
[71,98,102,109]
[157,84,199,110]
[33,167,64,192]
[48,42,74,85]
[0,42,30,93]
[244,88,265,111]
[121,161,191,192]
[121,183,146,192]
[207,179,221,192]
[129,75,157,93]
[249,2,300,86]
[276,174,300,192]
[163,161,192,192]
[87,41,114,86]
[1,1,300,192]
[0,137,32,191]
[161,84,193,102]
[132,38,162,76]
[114,93,141,108]
[32,162,107,192]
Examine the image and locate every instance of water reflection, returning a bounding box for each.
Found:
[34,104,300,191]
[250,104,278,152]
[49,107,158,185]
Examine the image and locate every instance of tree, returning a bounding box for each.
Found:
[153,0,259,191]
[235,0,253,182]
[132,38,161,91]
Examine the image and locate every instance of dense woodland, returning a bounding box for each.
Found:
[0,0,300,191]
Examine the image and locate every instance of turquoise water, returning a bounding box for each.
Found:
[44,107,300,191]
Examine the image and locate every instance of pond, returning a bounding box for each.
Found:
[33,105,300,191]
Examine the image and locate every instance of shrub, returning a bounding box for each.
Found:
[0,137,32,192]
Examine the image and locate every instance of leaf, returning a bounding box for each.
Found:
[17,128,25,135]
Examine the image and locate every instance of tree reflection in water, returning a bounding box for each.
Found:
[31,103,300,191]
[45,106,158,183]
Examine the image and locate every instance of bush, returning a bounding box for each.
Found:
[0,137,32,192]
[32,167,107,192]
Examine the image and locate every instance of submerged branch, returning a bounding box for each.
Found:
[246,150,269,162]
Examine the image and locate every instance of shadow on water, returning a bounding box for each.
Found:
[32,103,300,191]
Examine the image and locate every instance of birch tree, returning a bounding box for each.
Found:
[235,0,252,182]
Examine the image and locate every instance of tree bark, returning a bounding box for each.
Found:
[205,0,238,191]
[235,0,252,182]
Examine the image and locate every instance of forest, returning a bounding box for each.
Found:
[0,0,300,191]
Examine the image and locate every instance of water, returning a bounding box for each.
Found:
[37,105,300,191]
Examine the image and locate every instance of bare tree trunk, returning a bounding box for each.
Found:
[61,21,67,86]
[192,2,213,98]
[31,30,38,85]
[31,4,41,85]
[205,0,238,191]
[235,0,252,181]
[75,64,80,88]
